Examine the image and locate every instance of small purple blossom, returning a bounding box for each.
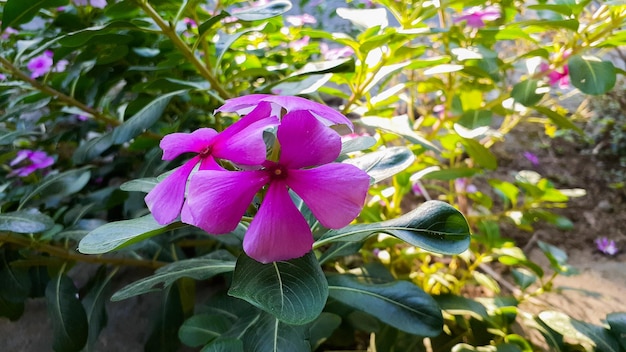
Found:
[523,151,539,166]
[595,237,619,256]
[1,26,18,40]
[90,0,107,8]
[320,43,354,60]
[285,14,317,26]
[0,73,6,81]
[540,62,570,89]
[27,51,54,78]
[9,150,55,177]
[454,6,501,29]
[455,178,477,193]
[289,36,310,51]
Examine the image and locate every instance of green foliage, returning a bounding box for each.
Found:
[1,0,625,351]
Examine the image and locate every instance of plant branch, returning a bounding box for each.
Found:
[0,56,120,126]
[135,0,230,100]
[0,233,166,270]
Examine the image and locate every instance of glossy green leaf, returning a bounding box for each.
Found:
[215,24,266,68]
[539,311,621,352]
[344,146,415,184]
[456,110,493,129]
[228,252,328,325]
[241,311,310,352]
[511,79,544,107]
[72,132,115,164]
[327,274,443,336]
[78,215,182,254]
[179,314,232,347]
[420,167,481,181]
[145,284,185,352]
[317,200,470,255]
[0,209,55,234]
[201,338,245,352]
[58,22,140,47]
[568,55,616,95]
[290,58,355,76]
[606,312,626,349]
[112,90,187,144]
[229,0,292,21]
[533,106,583,133]
[1,0,68,30]
[460,138,497,170]
[119,177,159,193]
[112,257,236,301]
[46,274,88,352]
[198,12,230,36]
[19,168,91,209]
[82,267,113,352]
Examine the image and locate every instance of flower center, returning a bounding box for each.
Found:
[268,164,288,180]
[199,145,212,158]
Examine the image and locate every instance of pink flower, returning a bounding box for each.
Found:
[1,26,18,40]
[216,94,354,130]
[90,0,107,8]
[183,18,197,28]
[540,62,570,89]
[0,73,6,81]
[523,151,539,166]
[185,111,370,263]
[320,43,354,60]
[27,51,54,78]
[289,36,310,51]
[595,237,618,256]
[455,178,477,193]
[285,14,317,26]
[454,6,501,28]
[9,150,54,177]
[145,104,278,225]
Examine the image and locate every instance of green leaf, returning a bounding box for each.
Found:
[228,252,328,325]
[290,58,355,76]
[112,257,236,301]
[420,167,481,181]
[456,110,493,129]
[317,200,470,255]
[229,0,292,21]
[539,311,620,352]
[344,146,415,184]
[0,250,32,302]
[568,55,616,95]
[82,267,113,352]
[58,22,140,47]
[145,284,185,352]
[1,0,68,30]
[112,90,187,144]
[606,312,626,349]
[201,338,244,352]
[72,132,115,164]
[0,296,24,321]
[241,311,310,352]
[511,268,537,290]
[460,138,497,170]
[215,23,266,68]
[78,215,182,254]
[119,177,159,193]
[327,274,443,336]
[179,314,232,347]
[0,129,37,145]
[0,209,55,234]
[341,136,377,155]
[309,313,342,350]
[533,106,583,133]
[46,274,88,352]
[359,115,439,151]
[511,79,544,107]
[19,168,91,209]
[198,12,230,36]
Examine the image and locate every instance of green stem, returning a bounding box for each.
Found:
[135,0,230,100]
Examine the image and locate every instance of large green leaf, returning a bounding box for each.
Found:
[568,55,616,95]
[215,24,266,68]
[58,22,141,47]
[539,311,621,352]
[78,215,183,254]
[19,168,91,209]
[460,138,497,170]
[201,338,244,352]
[344,146,415,184]
[119,177,159,193]
[606,312,626,349]
[112,257,236,301]
[0,209,54,234]
[112,90,187,144]
[145,284,185,352]
[179,314,232,347]
[241,311,310,352]
[228,0,292,21]
[81,267,113,352]
[316,200,471,255]
[1,0,68,30]
[228,252,328,325]
[0,250,31,302]
[72,132,115,164]
[327,274,443,336]
[511,79,544,107]
[45,274,88,352]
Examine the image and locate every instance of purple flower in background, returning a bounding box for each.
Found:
[90,0,107,8]
[0,73,6,81]
[9,150,54,177]
[216,94,354,130]
[595,237,619,256]
[185,111,370,263]
[454,6,501,28]
[27,51,54,78]
[145,104,278,225]
[540,62,570,89]
[289,36,310,51]
[183,18,197,28]
[1,26,18,39]
[455,178,477,193]
[523,151,539,166]
[285,14,317,26]
[320,43,354,60]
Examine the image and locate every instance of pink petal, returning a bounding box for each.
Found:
[243,181,313,263]
[287,164,370,229]
[213,102,277,165]
[160,128,218,160]
[277,110,342,169]
[145,157,199,224]
[264,95,352,129]
[185,170,268,234]
[215,94,272,114]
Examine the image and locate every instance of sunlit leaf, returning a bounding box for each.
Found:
[511,79,544,107]
[568,55,616,95]
[229,0,292,21]
[344,146,415,184]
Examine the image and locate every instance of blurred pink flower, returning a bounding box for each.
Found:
[289,36,310,51]
[9,150,54,177]
[27,51,54,78]
[595,237,619,256]
[540,62,570,89]
[455,178,477,193]
[185,110,370,263]
[183,18,197,27]
[523,151,539,166]
[320,43,354,60]
[285,14,317,26]
[0,73,6,81]
[454,6,501,28]
[90,0,107,8]
[1,26,18,39]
